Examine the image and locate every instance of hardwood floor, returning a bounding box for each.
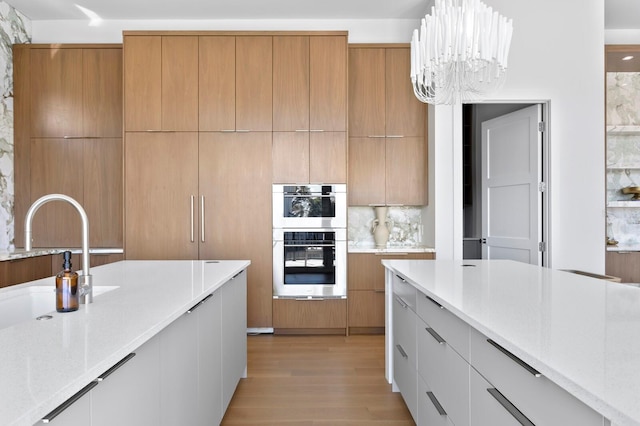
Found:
[222,334,415,425]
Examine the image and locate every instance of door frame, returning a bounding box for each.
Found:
[462,100,551,267]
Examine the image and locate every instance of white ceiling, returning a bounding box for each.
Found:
[2,0,637,29]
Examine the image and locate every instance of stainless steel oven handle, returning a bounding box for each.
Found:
[282,193,337,197]
[284,244,336,247]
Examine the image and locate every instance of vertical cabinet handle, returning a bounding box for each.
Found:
[395,344,408,359]
[41,381,99,423]
[487,339,541,377]
[426,391,447,416]
[201,195,205,243]
[190,195,195,243]
[487,388,535,426]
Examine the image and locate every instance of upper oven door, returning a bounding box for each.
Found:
[273,184,346,228]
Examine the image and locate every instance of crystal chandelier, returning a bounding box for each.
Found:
[410,0,513,105]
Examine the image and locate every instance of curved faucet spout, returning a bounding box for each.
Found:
[24,194,93,304]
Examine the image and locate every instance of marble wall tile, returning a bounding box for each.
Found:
[0,2,30,251]
[606,72,640,248]
[348,206,423,247]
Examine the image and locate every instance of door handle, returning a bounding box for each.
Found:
[201,196,205,243]
[190,195,195,243]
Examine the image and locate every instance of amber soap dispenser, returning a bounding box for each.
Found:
[56,251,79,312]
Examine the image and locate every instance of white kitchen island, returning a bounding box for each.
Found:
[383,259,640,426]
[0,260,249,426]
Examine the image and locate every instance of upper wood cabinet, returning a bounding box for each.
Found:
[273,34,347,132]
[349,46,425,137]
[124,35,199,131]
[348,45,428,206]
[272,33,347,183]
[199,36,272,131]
[13,44,123,248]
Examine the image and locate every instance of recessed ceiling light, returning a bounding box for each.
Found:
[622,55,634,61]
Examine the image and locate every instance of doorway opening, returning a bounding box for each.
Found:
[462,102,549,266]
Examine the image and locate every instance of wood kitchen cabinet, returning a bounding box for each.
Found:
[124,34,199,131]
[272,34,347,183]
[13,45,123,249]
[273,298,347,334]
[199,35,272,131]
[348,252,434,334]
[348,45,427,206]
[606,251,640,282]
[0,255,52,288]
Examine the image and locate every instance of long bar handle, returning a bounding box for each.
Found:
[487,339,542,377]
[426,391,447,416]
[187,293,214,314]
[41,381,99,423]
[395,344,408,359]
[487,388,535,426]
[425,294,444,309]
[394,295,408,309]
[97,353,136,381]
[426,327,446,345]
[201,196,205,243]
[190,195,195,243]
[395,274,407,283]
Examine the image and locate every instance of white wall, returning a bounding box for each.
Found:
[30,19,419,44]
[434,0,605,271]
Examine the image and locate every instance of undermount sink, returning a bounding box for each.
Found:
[0,285,119,330]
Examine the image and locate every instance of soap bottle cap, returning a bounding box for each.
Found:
[62,251,72,270]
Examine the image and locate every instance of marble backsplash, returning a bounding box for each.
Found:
[0,2,30,251]
[607,72,640,249]
[348,206,423,247]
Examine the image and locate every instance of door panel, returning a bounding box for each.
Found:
[310,36,347,131]
[162,36,199,131]
[83,48,123,137]
[481,105,542,265]
[273,36,310,131]
[348,47,385,137]
[309,131,347,184]
[348,137,386,205]
[386,48,426,137]
[236,36,272,131]
[124,36,162,131]
[125,132,199,260]
[386,136,427,205]
[272,132,310,183]
[199,36,236,131]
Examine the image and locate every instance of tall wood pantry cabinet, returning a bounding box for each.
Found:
[348,45,428,206]
[124,32,276,328]
[13,44,123,249]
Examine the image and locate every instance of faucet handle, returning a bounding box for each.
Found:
[78,274,93,304]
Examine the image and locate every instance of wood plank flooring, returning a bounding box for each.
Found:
[221,334,415,425]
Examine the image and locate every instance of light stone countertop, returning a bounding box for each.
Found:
[0,248,124,261]
[0,259,250,426]
[382,259,640,426]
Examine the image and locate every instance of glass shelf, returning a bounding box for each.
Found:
[607,201,640,207]
[607,125,640,134]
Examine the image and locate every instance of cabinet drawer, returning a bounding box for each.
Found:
[469,328,604,426]
[417,318,469,426]
[394,342,417,422]
[470,367,526,426]
[418,375,454,426]
[393,294,417,369]
[393,273,416,311]
[416,290,469,361]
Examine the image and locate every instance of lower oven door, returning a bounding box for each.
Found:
[273,228,346,298]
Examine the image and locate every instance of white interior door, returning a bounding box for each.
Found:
[481,104,542,265]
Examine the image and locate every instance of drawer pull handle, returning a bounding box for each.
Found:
[395,344,408,359]
[97,353,136,381]
[487,388,535,426]
[426,391,447,416]
[426,327,446,344]
[395,274,407,283]
[41,381,99,423]
[395,296,408,309]
[487,339,541,377]
[425,294,444,309]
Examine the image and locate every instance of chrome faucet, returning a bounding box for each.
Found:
[24,194,93,304]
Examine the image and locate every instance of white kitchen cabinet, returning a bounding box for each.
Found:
[417,316,469,426]
[160,307,199,426]
[91,335,161,426]
[392,274,417,420]
[221,270,248,411]
[197,290,223,425]
[469,328,604,426]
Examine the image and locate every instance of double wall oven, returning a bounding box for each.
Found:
[273,185,347,299]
